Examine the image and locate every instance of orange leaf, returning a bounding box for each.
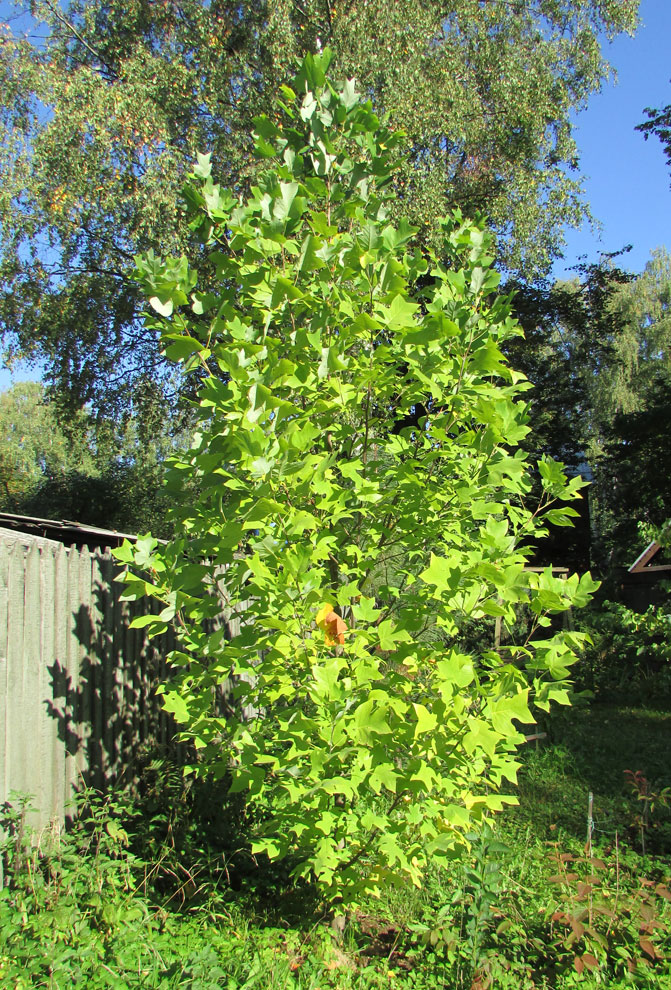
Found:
[316,604,348,645]
[325,611,347,645]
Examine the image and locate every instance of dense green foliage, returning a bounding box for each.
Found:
[117,52,597,907]
[0,0,639,415]
[507,257,635,472]
[581,249,671,567]
[577,596,671,700]
[0,381,83,508]
[502,261,633,571]
[590,248,671,422]
[591,373,671,567]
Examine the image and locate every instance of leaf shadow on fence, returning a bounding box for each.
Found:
[37,567,302,909]
[43,568,179,807]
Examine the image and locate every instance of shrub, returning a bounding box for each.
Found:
[578,598,671,700]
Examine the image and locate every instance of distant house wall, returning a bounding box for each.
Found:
[0,527,180,831]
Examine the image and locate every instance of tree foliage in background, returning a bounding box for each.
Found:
[592,371,671,568]
[638,88,671,181]
[500,258,634,571]
[0,0,639,416]
[0,379,188,534]
[595,248,671,417]
[506,257,635,472]
[582,249,671,567]
[507,248,671,571]
[0,381,85,506]
[117,52,596,906]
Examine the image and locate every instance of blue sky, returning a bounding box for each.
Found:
[554,0,671,278]
[2,0,670,390]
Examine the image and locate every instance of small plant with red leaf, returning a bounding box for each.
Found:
[624,770,671,855]
[544,840,671,979]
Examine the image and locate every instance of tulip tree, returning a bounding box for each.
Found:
[118,51,597,905]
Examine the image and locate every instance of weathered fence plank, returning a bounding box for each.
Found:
[7,537,27,803]
[0,543,9,816]
[0,531,178,830]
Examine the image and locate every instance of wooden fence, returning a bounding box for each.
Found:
[0,528,180,831]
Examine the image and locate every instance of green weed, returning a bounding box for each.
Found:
[2,703,671,989]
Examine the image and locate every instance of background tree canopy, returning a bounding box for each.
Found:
[585,249,671,567]
[0,379,188,533]
[0,381,82,507]
[505,246,671,571]
[638,87,671,181]
[0,0,639,417]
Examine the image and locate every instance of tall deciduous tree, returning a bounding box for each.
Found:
[595,247,671,417]
[0,0,639,416]
[509,248,671,571]
[586,249,671,566]
[591,370,671,568]
[118,51,596,906]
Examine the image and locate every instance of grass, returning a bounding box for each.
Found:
[512,703,671,847]
[2,702,671,989]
